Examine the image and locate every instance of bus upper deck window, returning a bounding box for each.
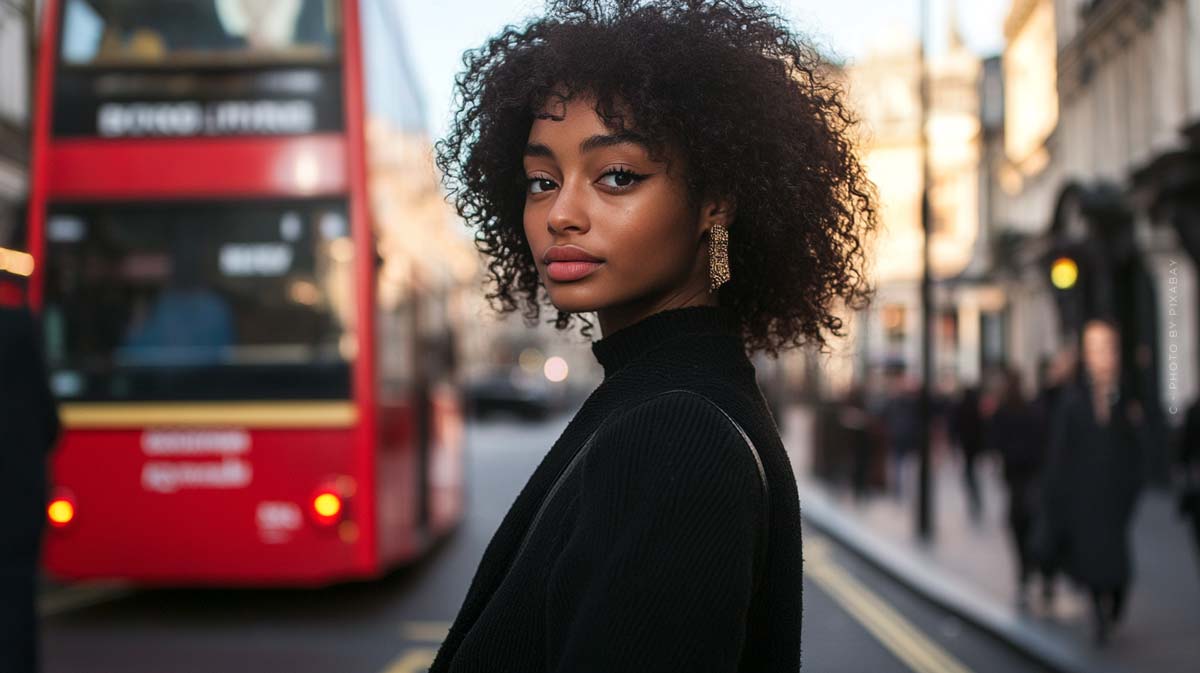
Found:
[60,0,337,66]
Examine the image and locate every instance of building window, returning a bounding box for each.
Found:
[0,2,30,126]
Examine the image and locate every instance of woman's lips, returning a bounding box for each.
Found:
[546,260,603,282]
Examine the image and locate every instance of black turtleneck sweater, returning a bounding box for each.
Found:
[429,305,803,673]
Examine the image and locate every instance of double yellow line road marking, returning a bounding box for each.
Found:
[806,536,974,673]
[382,622,450,673]
[382,648,438,673]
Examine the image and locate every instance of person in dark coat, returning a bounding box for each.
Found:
[880,366,920,499]
[988,368,1047,610]
[839,385,880,501]
[1036,319,1142,645]
[952,385,985,523]
[1178,397,1200,577]
[1028,348,1076,608]
[0,272,61,673]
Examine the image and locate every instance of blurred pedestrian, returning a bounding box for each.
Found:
[951,384,985,523]
[1035,319,1142,645]
[811,396,840,483]
[0,272,60,673]
[839,386,879,501]
[1178,397,1200,577]
[881,363,920,499]
[1034,348,1076,427]
[988,368,1047,610]
[1028,349,1076,609]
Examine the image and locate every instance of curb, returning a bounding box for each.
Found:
[798,482,1129,673]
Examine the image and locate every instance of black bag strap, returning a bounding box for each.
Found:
[684,391,771,597]
[503,389,771,596]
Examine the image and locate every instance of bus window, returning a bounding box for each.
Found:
[42,199,355,401]
[60,0,340,67]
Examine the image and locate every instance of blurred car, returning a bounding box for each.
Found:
[465,369,556,421]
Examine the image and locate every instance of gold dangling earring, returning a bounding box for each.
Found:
[709,224,730,293]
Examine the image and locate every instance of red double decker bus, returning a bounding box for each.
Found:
[27,0,468,585]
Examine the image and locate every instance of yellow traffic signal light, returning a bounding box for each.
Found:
[1050,257,1078,290]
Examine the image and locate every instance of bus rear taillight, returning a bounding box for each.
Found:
[311,491,342,525]
[47,489,76,528]
[310,476,355,527]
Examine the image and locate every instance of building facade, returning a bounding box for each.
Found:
[995,0,1200,432]
[0,0,33,255]
[829,16,987,397]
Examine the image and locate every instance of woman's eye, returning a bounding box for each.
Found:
[598,169,647,190]
[527,177,556,195]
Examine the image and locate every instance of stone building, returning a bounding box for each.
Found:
[0,0,33,257]
[828,13,988,396]
[993,0,1200,436]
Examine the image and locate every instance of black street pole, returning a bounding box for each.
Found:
[916,0,934,542]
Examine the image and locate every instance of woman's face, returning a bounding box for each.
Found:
[522,94,730,336]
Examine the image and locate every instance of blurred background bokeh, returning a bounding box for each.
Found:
[0,1,1197,672]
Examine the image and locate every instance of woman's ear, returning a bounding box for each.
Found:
[701,195,737,234]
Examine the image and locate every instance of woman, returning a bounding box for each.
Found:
[1037,319,1143,645]
[429,1,876,670]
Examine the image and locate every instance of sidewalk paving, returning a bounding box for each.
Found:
[781,404,1200,673]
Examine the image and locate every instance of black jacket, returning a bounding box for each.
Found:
[0,304,60,557]
[989,399,1047,516]
[430,305,803,673]
[1038,382,1142,589]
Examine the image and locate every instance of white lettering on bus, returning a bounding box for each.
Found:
[209,100,315,134]
[95,100,316,137]
[256,501,302,544]
[141,430,251,456]
[141,458,252,494]
[219,243,294,277]
[98,102,204,137]
[257,502,302,531]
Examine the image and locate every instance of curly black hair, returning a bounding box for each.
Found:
[434,0,878,356]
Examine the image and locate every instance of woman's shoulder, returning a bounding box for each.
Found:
[601,388,750,441]
[585,388,764,490]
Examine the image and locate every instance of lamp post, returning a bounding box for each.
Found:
[916,0,934,542]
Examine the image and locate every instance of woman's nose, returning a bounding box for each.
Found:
[546,177,590,235]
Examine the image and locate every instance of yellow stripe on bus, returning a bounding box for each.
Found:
[61,401,359,428]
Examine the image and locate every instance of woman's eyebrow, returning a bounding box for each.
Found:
[579,131,649,154]
[523,142,555,159]
[524,131,650,159]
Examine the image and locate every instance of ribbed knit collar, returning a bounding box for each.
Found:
[590,304,742,378]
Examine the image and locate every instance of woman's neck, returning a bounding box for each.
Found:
[597,291,718,338]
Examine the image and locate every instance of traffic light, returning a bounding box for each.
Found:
[1050,256,1079,290]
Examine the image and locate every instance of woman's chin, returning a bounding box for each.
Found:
[544,286,608,314]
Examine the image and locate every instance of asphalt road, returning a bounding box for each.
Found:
[39,409,1045,673]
